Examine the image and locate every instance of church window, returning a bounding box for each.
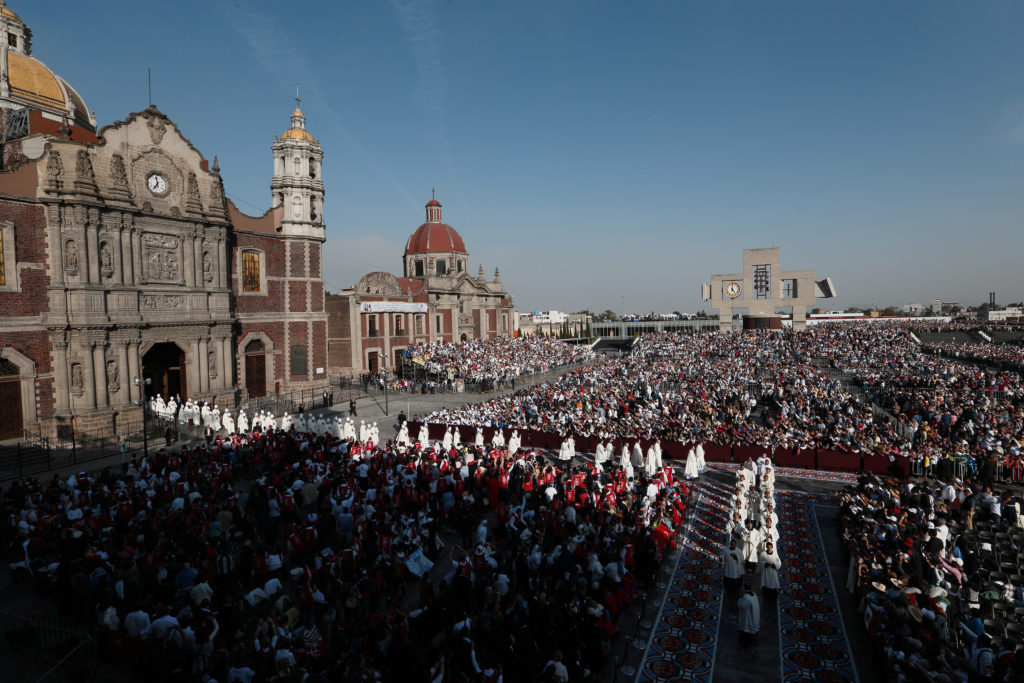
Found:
[8,34,16,49]
[309,158,317,179]
[294,157,301,173]
[415,315,424,335]
[242,251,261,292]
[435,315,441,333]
[435,260,447,276]
[414,260,424,277]
[290,344,308,377]
[457,260,463,273]
[395,315,404,335]
[368,315,378,337]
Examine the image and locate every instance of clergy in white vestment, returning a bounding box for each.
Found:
[359,421,369,443]
[631,441,644,469]
[370,422,379,443]
[567,436,576,459]
[723,538,744,590]
[210,406,222,432]
[398,422,411,446]
[737,584,760,646]
[684,448,699,480]
[758,541,781,599]
[418,425,430,448]
[281,413,293,432]
[558,439,571,461]
[653,440,663,469]
[594,442,608,470]
[619,443,630,470]
[695,444,707,473]
[222,410,235,434]
[442,428,453,452]
[452,428,461,448]
[237,410,249,434]
[644,446,658,477]
[742,520,761,567]
[508,431,520,456]
[343,419,356,441]
[475,427,484,448]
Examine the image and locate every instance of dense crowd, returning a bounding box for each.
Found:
[421,325,1024,477]
[838,473,1024,682]
[2,416,690,682]
[402,338,595,384]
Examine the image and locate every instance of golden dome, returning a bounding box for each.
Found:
[7,52,65,111]
[1,6,21,21]
[280,127,314,142]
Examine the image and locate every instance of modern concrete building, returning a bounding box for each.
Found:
[702,247,836,331]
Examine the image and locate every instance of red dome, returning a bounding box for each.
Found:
[405,222,467,255]
[426,199,441,207]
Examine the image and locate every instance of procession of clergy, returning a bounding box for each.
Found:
[723,455,783,646]
[148,394,378,443]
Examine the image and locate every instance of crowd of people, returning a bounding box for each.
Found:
[2,405,695,682]
[420,324,1024,480]
[838,473,1024,682]
[401,337,594,385]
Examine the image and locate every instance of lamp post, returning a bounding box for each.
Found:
[134,376,152,458]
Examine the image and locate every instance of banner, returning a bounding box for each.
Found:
[360,302,428,313]
[404,548,434,577]
[411,357,425,366]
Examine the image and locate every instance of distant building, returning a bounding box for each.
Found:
[981,307,1023,322]
[326,197,514,376]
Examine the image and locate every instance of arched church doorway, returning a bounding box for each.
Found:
[460,333,468,342]
[245,340,266,398]
[143,342,187,400]
[0,357,24,440]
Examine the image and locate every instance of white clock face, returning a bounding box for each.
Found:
[725,281,742,299]
[147,173,167,195]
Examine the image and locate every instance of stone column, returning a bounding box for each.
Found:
[93,341,108,408]
[81,338,97,410]
[220,336,231,388]
[193,231,203,288]
[217,237,228,289]
[48,208,64,286]
[198,336,210,393]
[116,340,130,406]
[128,340,141,402]
[182,230,195,287]
[132,228,143,284]
[86,222,100,284]
[188,337,201,400]
[52,340,70,412]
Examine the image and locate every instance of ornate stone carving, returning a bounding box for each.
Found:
[203,250,214,283]
[357,271,402,296]
[75,150,95,179]
[64,240,79,275]
[144,234,178,250]
[46,149,63,177]
[187,172,200,199]
[110,154,129,187]
[208,350,217,379]
[106,360,119,393]
[141,294,184,309]
[99,241,113,278]
[147,115,167,145]
[70,362,84,395]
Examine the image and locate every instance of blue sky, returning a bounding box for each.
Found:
[24,1,1024,313]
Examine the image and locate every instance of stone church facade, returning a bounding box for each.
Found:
[0,4,328,439]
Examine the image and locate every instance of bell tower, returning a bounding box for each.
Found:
[270,89,325,240]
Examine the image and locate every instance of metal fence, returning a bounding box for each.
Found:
[0,610,95,682]
[2,414,167,482]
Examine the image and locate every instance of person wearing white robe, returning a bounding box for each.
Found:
[237,410,249,434]
[594,441,608,471]
[645,445,658,477]
[222,410,235,434]
[723,538,744,589]
[331,417,343,439]
[684,448,699,480]
[475,427,484,448]
[567,436,576,459]
[370,422,379,444]
[759,542,781,599]
[359,421,369,443]
[344,419,356,441]
[631,441,644,469]
[508,431,520,456]
[558,439,571,461]
[281,413,293,432]
[653,440,663,469]
[398,422,411,446]
[737,584,760,645]
[696,444,707,473]
[210,406,222,432]
[418,425,430,449]
[295,413,307,434]
[452,428,461,448]
[442,428,453,452]
[742,520,761,568]
[619,443,630,470]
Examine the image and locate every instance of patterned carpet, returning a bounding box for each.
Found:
[635,483,734,682]
[775,491,858,683]
[635,482,859,682]
[708,463,858,484]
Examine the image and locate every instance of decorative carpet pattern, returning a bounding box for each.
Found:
[775,491,858,683]
[709,463,858,484]
[636,482,734,682]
